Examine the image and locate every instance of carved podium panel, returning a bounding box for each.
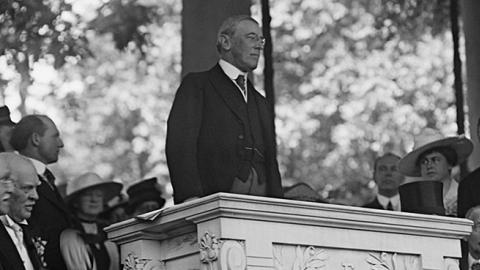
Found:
[105,193,471,270]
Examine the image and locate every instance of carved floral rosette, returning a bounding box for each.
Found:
[123,252,165,270]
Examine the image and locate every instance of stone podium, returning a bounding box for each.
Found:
[105,193,472,270]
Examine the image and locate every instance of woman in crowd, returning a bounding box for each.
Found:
[398,128,473,216]
[126,177,165,216]
[61,172,122,270]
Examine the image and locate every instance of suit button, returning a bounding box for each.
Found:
[238,135,244,139]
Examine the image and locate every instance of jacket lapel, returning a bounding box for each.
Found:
[37,177,70,215]
[208,64,249,124]
[0,223,24,269]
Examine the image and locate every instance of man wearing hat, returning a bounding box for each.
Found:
[398,128,473,216]
[0,106,16,152]
[127,177,165,216]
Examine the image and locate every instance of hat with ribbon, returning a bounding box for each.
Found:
[0,106,15,126]
[66,172,123,205]
[398,128,473,177]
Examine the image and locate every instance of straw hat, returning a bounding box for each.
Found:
[398,128,473,177]
[66,172,122,205]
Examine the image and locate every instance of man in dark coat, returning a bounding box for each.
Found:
[363,153,403,211]
[0,153,43,270]
[458,118,480,218]
[10,115,73,270]
[166,15,283,204]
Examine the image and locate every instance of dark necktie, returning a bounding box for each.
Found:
[386,201,394,211]
[43,168,56,187]
[472,262,480,270]
[43,168,64,203]
[235,75,246,96]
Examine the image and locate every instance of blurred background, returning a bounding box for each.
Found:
[0,0,475,206]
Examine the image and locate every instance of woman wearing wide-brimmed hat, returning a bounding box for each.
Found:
[398,128,473,216]
[60,172,122,270]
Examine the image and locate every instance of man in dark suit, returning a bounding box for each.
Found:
[0,152,42,270]
[363,153,403,211]
[458,118,480,218]
[166,15,283,204]
[10,115,73,270]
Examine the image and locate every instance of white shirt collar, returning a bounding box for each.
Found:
[219,59,246,80]
[219,59,248,102]
[376,193,401,211]
[23,156,47,175]
[0,214,27,226]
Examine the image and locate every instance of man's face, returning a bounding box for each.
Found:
[374,155,403,195]
[8,160,40,222]
[0,161,13,215]
[37,117,64,164]
[228,20,263,72]
[467,208,480,259]
[0,125,14,151]
[419,152,451,181]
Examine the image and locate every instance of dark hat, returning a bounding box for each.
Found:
[399,180,445,215]
[126,177,165,213]
[0,106,15,126]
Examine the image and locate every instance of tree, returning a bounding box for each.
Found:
[0,0,90,113]
[263,0,456,204]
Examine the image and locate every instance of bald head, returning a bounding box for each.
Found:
[0,153,14,214]
[10,114,64,164]
[7,154,39,222]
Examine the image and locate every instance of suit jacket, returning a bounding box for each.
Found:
[363,197,385,210]
[0,221,42,270]
[28,177,75,270]
[458,167,480,218]
[166,64,283,203]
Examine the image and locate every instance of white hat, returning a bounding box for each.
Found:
[398,128,473,177]
[66,172,122,205]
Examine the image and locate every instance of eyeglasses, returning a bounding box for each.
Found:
[245,34,266,47]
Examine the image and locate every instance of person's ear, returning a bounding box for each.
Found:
[219,34,232,51]
[31,133,41,147]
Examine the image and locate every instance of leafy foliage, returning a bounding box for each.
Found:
[1,0,459,205]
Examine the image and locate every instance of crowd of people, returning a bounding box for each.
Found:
[1,14,479,270]
[0,109,165,270]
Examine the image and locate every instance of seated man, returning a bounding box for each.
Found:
[0,152,42,270]
[363,153,404,211]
